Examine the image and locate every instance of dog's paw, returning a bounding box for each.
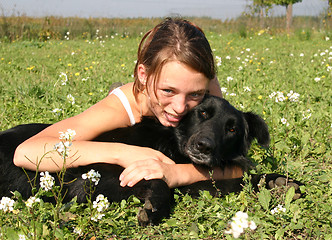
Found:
[137,199,158,226]
[267,176,303,200]
[137,208,150,226]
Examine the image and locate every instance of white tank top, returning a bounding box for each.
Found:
[110,87,136,126]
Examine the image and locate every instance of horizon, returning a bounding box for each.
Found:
[1,0,329,21]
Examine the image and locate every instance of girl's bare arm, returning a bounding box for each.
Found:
[14,92,174,171]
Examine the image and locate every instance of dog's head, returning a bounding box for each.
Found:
[175,95,270,170]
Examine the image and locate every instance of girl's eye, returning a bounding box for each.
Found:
[190,92,205,100]
[162,89,173,95]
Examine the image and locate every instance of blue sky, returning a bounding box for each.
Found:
[2,0,328,20]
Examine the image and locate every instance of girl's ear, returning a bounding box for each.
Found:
[137,64,147,85]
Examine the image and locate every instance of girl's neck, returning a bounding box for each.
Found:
[137,90,153,118]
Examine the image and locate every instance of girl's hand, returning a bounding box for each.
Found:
[119,158,180,188]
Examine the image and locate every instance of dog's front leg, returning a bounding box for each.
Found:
[132,179,173,226]
[179,173,303,200]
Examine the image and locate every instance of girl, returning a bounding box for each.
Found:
[14,18,243,189]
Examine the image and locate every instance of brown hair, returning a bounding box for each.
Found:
[133,18,215,98]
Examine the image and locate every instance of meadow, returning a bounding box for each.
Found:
[0,18,331,239]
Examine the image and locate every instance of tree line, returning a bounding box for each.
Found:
[249,0,329,33]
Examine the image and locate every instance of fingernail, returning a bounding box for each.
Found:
[119,175,123,181]
[128,181,133,187]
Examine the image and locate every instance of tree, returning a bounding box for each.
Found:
[252,0,273,28]
[271,0,303,33]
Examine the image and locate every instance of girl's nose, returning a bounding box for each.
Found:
[172,95,188,115]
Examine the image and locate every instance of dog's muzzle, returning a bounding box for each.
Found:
[185,135,216,166]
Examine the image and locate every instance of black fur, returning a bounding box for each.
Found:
[0,96,302,226]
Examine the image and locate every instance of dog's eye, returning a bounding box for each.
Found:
[200,111,208,119]
[229,128,235,133]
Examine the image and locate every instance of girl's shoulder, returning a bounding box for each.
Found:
[104,82,141,126]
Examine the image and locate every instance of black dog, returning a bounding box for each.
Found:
[0,96,302,226]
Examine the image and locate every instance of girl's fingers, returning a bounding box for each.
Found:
[119,159,167,187]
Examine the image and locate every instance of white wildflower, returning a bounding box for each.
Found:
[269,91,276,99]
[0,197,15,213]
[59,72,68,85]
[243,86,251,92]
[64,32,70,40]
[287,90,300,102]
[274,91,286,102]
[51,108,63,115]
[18,235,26,240]
[40,171,55,191]
[302,109,312,120]
[93,194,109,212]
[73,227,83,236]
[249,220,257,230]
[25,196,41,208]
[59,129,76,141]
[314,77,321,82]
[271,204,286,215]
[220,87,228,94]
[67,94,75,105]
[224,211,256,238]
[90,194,109,222]
[91,212,105,222]
[226,76,233,82]
[281,118,289,126]
[54,141,71,157]
[215,56,222,67]
[226,55,231,60]
[82,169,101,186]
[54,129,76,157]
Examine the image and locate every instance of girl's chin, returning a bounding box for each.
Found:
[164,121,178,127]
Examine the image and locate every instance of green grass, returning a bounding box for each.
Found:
[0,27,331,239]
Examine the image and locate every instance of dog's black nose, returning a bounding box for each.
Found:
[196,137,215,154]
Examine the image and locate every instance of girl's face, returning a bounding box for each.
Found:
[146,61,209,127]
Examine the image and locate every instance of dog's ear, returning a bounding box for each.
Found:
[243,112,270,147]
